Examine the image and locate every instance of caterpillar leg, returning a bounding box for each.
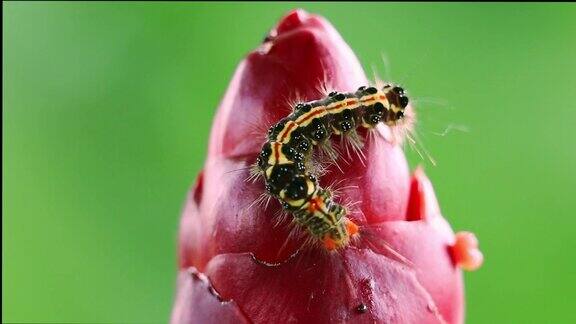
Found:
[321,218,360,251]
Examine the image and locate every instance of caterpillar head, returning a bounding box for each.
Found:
[383,84,410,126]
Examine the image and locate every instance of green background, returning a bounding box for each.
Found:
[4,2,576,323]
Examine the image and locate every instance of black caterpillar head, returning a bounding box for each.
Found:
[389,85,409,109]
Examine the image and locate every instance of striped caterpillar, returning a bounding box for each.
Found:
[255,84,409,250]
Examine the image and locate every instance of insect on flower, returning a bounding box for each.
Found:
[254,85,410,251]
[172,9,482,324]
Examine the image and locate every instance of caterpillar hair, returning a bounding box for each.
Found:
[255,84,410,250]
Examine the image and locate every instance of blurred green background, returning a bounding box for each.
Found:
[3,2,576,323]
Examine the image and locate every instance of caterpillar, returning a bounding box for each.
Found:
[255,84,409,251]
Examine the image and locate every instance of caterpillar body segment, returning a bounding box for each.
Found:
[256,84,409,250]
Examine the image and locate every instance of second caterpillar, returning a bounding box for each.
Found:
[256,84,409,250]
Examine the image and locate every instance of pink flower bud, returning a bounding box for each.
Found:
[172,9,481,324]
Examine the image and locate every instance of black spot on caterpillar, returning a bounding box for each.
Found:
[255,84,409,250]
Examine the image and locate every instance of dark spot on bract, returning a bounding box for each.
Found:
[263,34,273,43]
[356,303,368,314]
